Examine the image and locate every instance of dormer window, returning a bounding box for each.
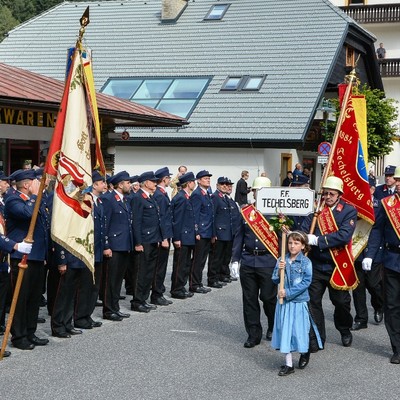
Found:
[204,4,230,20]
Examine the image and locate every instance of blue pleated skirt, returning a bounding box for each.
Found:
[271,301,310,354]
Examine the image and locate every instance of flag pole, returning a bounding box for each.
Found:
[279,231,287,305]
[309,65,358,234]
[0,7,91,361]
[0,175,47,360]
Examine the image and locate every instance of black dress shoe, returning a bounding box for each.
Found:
[151,296,171,306]
[52,331,71,338]
[351,321,368,331]
[90,320,102,328]
[208,282,223,288]
[230,276,238,281]
[390,353,400,364]
[185,291,194,297]
[75,323,93,329]
[103,313,123,321]
[28,335,49,346]
[95,300,103,307]
[341,333,353,347]
[374,309,383,324]
[144,302,157,310]
[119,295,126,300]
[131,303,150,313]
[190,287,210,294]
[37,317,46,323]
[309,338,323,353]
[243,338,261,348]
[3,350,11,357]
[116,311,130,318]
[39,295,47,307]
[266,330,273,341]
[67,328,82,335]
[171,292,189,299]
[298,352,310,369]
[221,277,231,283]
[278,365,295,376]
[12,339,35,350]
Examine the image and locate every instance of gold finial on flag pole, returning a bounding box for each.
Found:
[78,7,90,44]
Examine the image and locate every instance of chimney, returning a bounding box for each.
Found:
[161,0,188,23]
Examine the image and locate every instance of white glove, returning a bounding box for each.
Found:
[307,234,319,246]
[362,258,373,271]
[17,242,33,254]
[230,261,240,279]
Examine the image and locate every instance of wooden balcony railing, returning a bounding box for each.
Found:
[340,3,400,23]
[379,59,400,77]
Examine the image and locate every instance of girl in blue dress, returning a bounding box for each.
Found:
[271,230,322,376]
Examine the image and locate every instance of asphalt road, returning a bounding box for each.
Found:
[0,264,398,400]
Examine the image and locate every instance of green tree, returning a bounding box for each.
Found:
[324,84,398,163]
[0,5,19,40]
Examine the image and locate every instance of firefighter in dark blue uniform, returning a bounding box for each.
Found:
[301,176,357,349]
[374,165,396,200]
[131,171,163,313]
[363,166,400,364]
[170,172,197,299]
[74,171,107,329]
[232,176,277,348]
[189,170,215,294]
[101,171,133,321]
[151,167,174,306]
[351,185,384,331]
[5,169,48,350]
[208,176,236,287]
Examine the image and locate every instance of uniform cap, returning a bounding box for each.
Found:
[179,172,195,184]
[217,176,234,185]
[129,175,139,184]
[290,174,310,186]
[34,168,44,179]
[10,169,36,182]
[109,171,130,185]
[196,170,212,179]
[138,171,158,183]
[154,167,172,180]
[384,165,396,175]
[92,170,105,183]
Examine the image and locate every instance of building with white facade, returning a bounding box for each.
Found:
[331,0,400,175]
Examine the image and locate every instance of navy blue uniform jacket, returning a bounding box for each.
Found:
[232,216,277,269]
[92,195,107,263]
[153,186,173,240]
[171,189,197,246]
[101,190,133,252]
[131,189,162,245]
[365,196,400,273]
[191,186,214,239]
[212,190,235,241]
[5,191,48,261]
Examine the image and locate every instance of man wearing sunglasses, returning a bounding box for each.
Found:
[301,176,357,350]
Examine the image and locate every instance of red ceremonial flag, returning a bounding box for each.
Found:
[45,44,103,273]
[328,94,375,225]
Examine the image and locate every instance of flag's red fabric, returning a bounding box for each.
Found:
[329,94,375,224]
